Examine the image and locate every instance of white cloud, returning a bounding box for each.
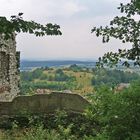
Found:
[0,0,87,21]
[62,1,87,16]
[0,0,131,60]
[17,16,131,60]
[31,0,88,18]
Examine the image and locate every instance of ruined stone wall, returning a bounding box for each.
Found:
[0,93,90,116]
[0,34,20,101]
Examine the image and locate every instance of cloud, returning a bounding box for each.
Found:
[17,16,131,60]
[62,1,87,16]
[1,0,131,60]
[0,0,87,20]
[32,0,88,18]
[0,0,128,21]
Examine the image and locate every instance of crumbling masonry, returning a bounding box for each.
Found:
[0,34,20,101]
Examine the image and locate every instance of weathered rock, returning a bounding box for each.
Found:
[0,34,20,101]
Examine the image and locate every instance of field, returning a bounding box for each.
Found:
[20,65,95,95]
[42,69,94,95]
[20,64,140,96]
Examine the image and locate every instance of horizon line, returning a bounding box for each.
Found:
[21,58,98,62]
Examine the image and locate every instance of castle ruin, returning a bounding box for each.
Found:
[0,35,90,116]
[0,34,20,101]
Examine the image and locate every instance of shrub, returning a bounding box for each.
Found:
[86,81,140,140]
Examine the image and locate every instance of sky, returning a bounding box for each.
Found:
[0,0,130,60]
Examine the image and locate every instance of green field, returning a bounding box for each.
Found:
[20,65,140,96]
[21,66,94,95]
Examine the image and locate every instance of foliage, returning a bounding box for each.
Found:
[1,81,140,139]
[0,13,62,40]
[20,81,70,94]
[21,67,140,94]
[69,64,82,72]
[54,69,71,81]
[0,110,99,140]
[92,0,140,67]
[86,81,140,140]
[20,68,43,81]
[92,68,140,88]
[21,68,75,82]
[0,125,77,140]
[20,67,95,94]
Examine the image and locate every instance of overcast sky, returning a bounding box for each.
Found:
[0,0,130,60]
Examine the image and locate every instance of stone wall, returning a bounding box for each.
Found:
[0,34,20,102]
[0,93,90,116]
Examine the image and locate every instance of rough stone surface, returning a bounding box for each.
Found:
[0,93,90,116]
[0,34,20,102]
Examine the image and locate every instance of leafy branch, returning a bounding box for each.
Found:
[92,0,140,67]
[0,13,62,39]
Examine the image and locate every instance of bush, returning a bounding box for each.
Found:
[86,81,140,140]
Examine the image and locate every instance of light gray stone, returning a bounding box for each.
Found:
[0,34,20,102]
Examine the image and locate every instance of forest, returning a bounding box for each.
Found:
[20,65,140,95]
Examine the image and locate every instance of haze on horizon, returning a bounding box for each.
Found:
[1,0,130,60]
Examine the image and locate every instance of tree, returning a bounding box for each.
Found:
[0,13,62,39]
[92,0,140,67]
[87,81,140,139]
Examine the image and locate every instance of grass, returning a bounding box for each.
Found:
[41,69,94,95]
[64,70,94,95]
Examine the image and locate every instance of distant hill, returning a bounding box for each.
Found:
[20,60,96,71]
